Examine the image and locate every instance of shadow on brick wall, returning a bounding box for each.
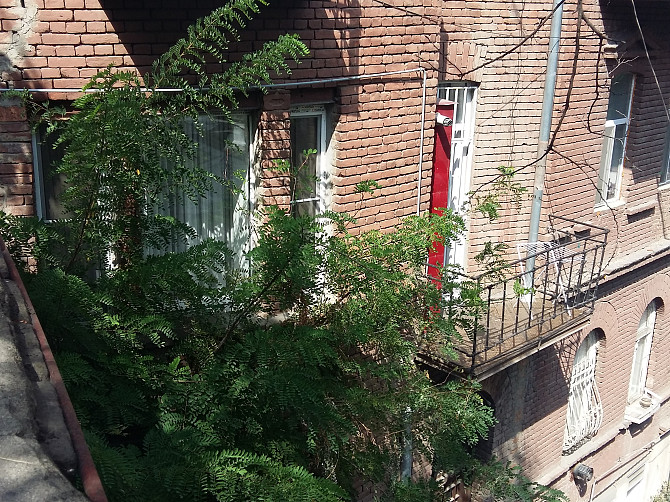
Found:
[480,345,571,473]
[97,0,364,84]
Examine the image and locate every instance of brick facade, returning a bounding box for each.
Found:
[0,99,33,215]
[2,0,670,500]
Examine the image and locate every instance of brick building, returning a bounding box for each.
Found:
[1,0,670,501]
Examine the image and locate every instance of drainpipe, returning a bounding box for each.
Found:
[400,406,412,482]
[527,0,564,257]
[416,68,428,216]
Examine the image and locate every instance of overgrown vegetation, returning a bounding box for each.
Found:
[1,1,567,500]
[654,483,670,502]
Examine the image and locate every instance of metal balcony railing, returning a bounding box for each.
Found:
[430,216,609,377]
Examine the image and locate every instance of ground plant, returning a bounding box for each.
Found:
[1,1,568,501]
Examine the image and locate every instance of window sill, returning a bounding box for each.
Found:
[624,389,661,425]
[625,199,656,216]
[659,182,670,192]
[594,199,626,213]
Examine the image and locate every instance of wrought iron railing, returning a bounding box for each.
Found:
[435,216,609,376]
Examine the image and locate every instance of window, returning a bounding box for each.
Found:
[34,112,253,268]
[33,124,68,220]
[628,302,656,403]
[163,112,251,269]
[290,106,328,218]
[435,83,477,268]
[563,331,603,453]
[660,125,670,185]
[625,466,646,502]
[596,73,635,206]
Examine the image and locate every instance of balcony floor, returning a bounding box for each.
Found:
[420,290,591,379]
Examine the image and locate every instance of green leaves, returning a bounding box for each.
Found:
[150,0,308,116]
[5,1,565,500]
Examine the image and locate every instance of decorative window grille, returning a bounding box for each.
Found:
[563,331,603,453]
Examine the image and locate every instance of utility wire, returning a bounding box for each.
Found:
[460,0,567,78]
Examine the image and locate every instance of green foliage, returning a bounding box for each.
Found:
[150,0,308,118]
[355,179,382,194]
[4,2,566,501]
[472,461,569,502]
[513,279,534,297]
[24,0,307,272]
[10,206,565,501]
[654,483,670,502]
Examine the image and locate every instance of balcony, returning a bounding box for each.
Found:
[420,216,609,379]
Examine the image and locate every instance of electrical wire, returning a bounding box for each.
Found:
[629,0,670,122]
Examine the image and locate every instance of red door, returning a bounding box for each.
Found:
[428,99,454,283]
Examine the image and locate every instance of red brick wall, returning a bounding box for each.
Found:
[547,1,670,265]
[3,1,670,495]
[440,1,553,270]
[2,0,667,253]
[0,100,34,215]
[1,0,443,230]
[482,263,670,498]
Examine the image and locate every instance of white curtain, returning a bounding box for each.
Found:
[166,113,250,270]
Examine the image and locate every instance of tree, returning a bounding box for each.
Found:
[1,1,568,501]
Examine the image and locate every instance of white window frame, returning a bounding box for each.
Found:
[628,302,656,403]
[563,331,603,453]
[289,106,328,216]
[436,83,477,269]
[596,74,635,207]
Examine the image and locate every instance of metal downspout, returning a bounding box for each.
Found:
[400,406,413,482]
[527,0,564,262]
[416,68,428,216]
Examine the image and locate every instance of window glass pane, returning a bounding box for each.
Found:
[606,122,627,199]
[629,335,647,399]
[290,115,320,217]
[607,74,634,121]
[662,126,670,184]
[597,74,634,205]
[35,124,69,220]
[628,302,657,401]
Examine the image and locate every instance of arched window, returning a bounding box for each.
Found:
[628,302,657,403]
[563,331,603,453]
